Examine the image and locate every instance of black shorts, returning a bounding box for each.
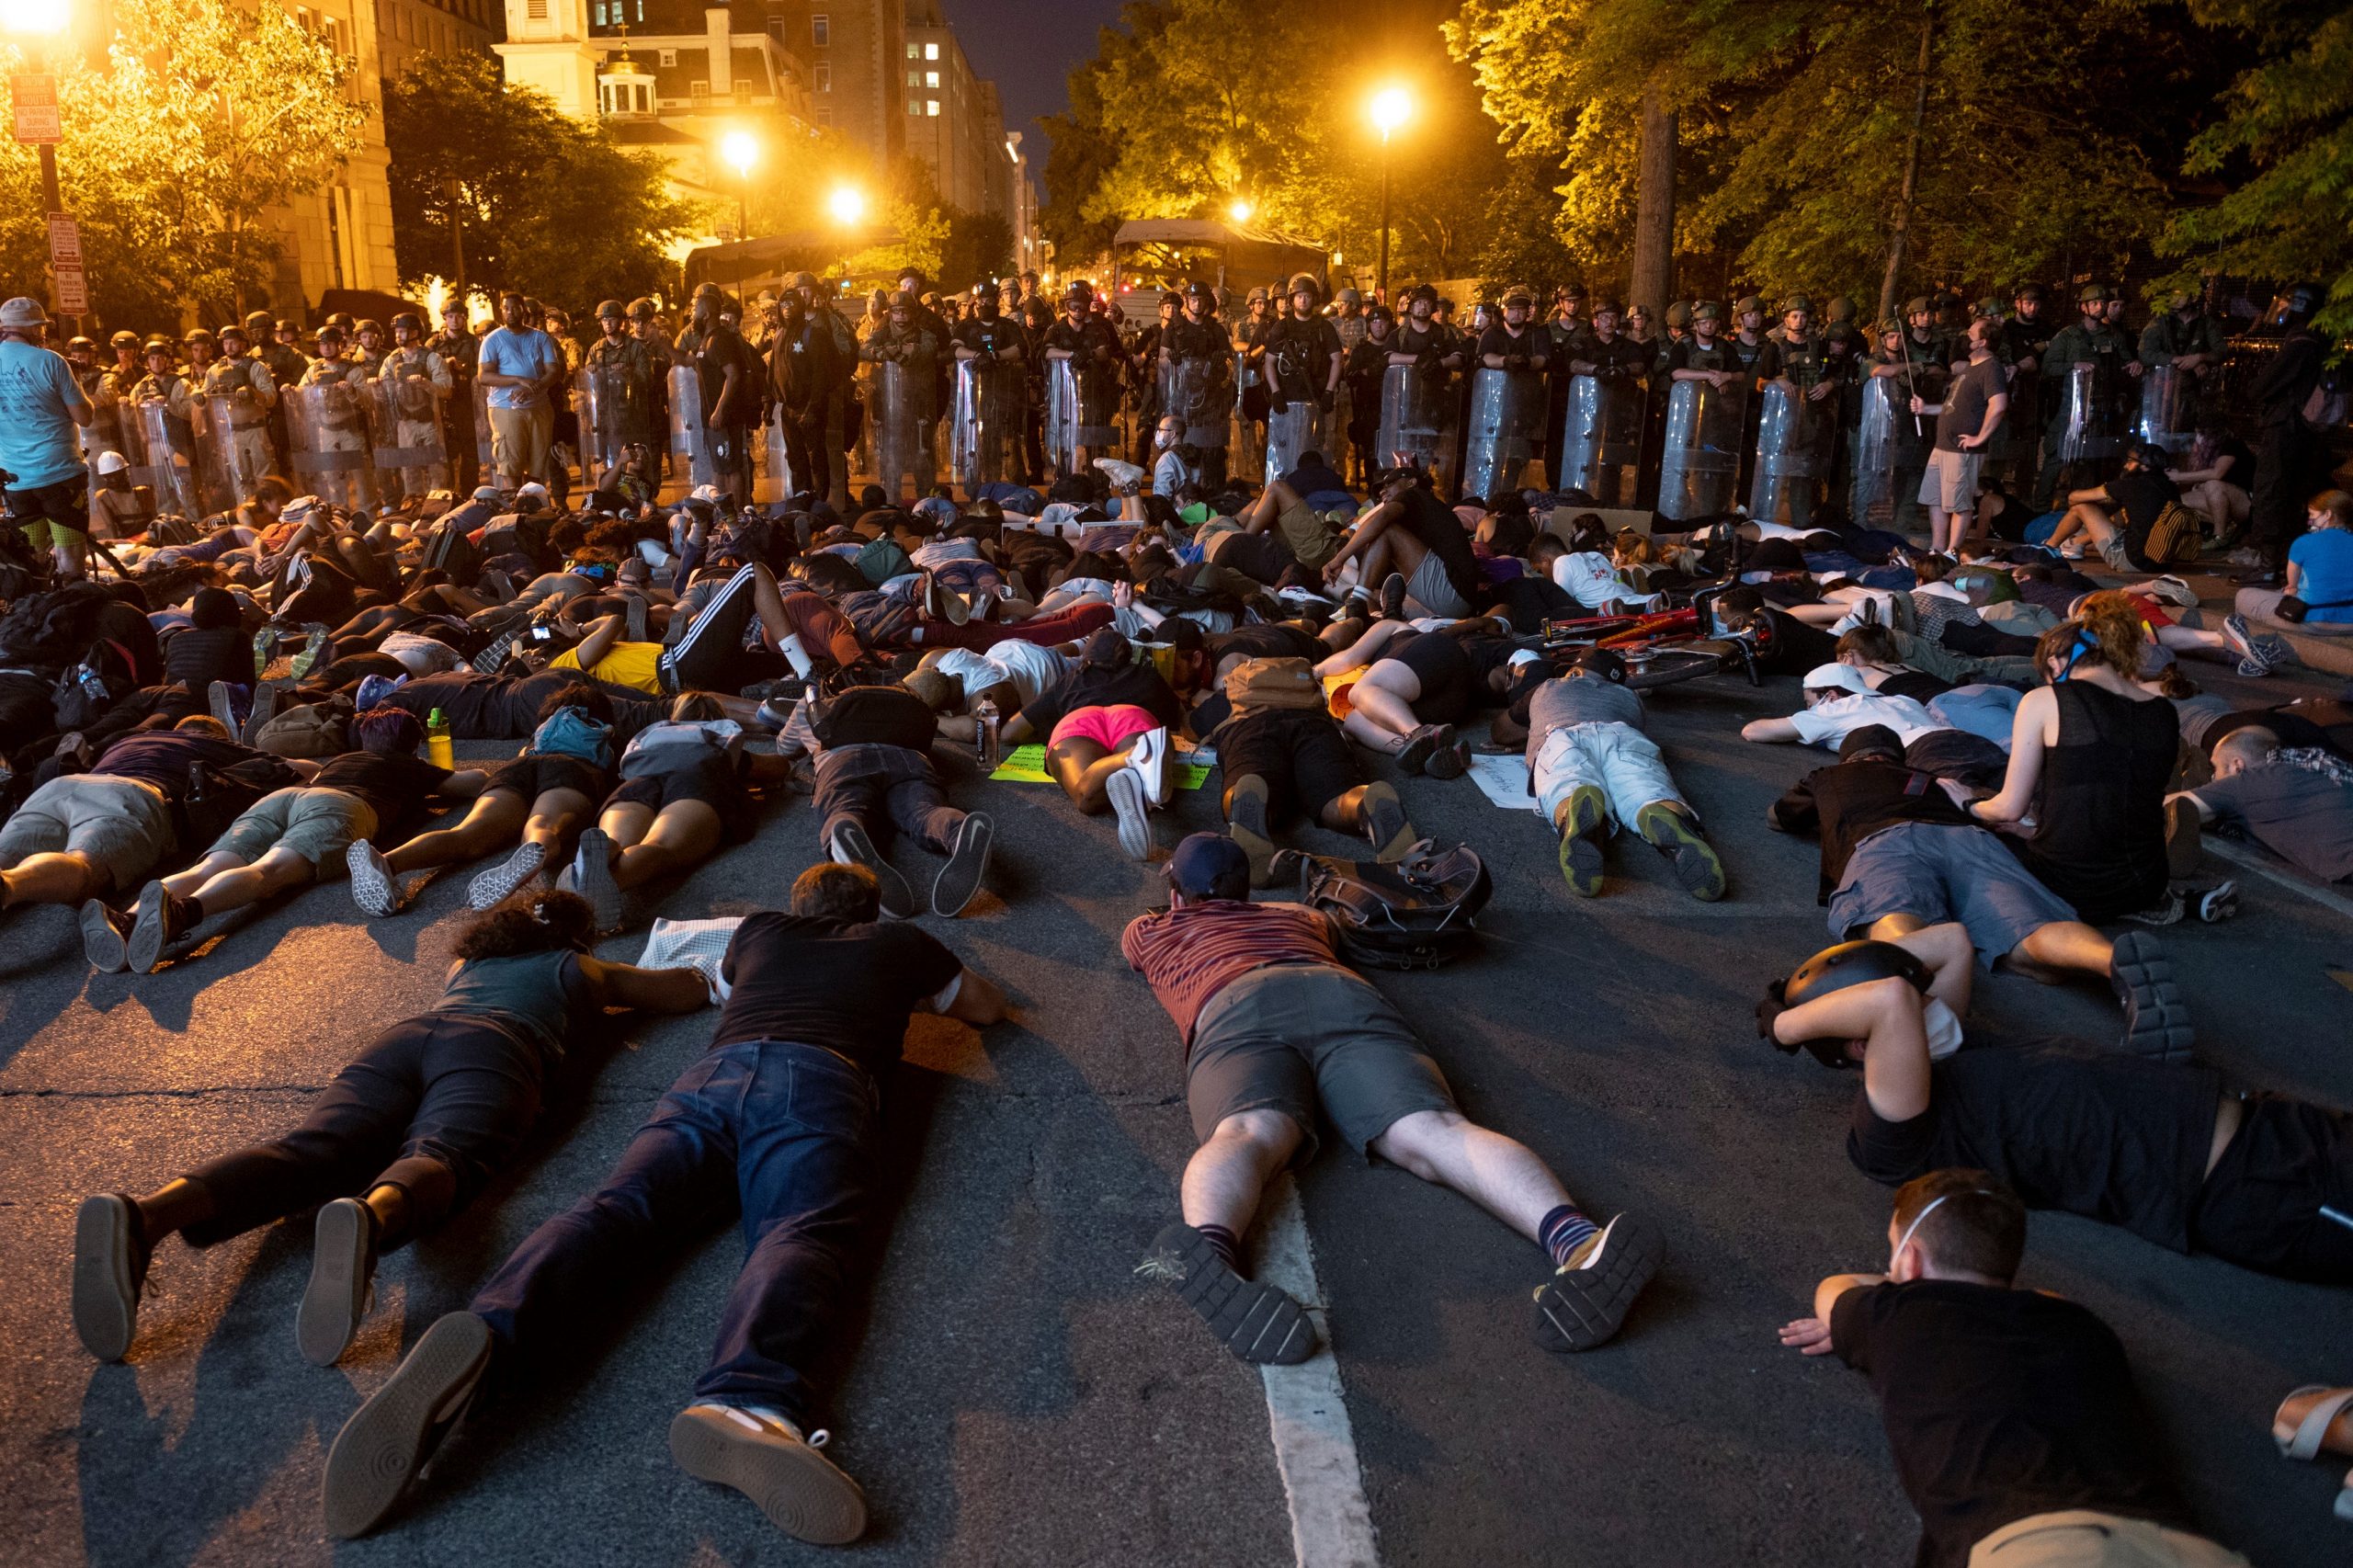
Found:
[2191,1094,2353,1283]
[4,475,87,531]
[1218,707,1361,820]
[484,753,611,804]
[1389,632,1475,723]
[1209,528,1294,585]
[605,753,752,840]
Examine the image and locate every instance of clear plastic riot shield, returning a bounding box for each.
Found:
[2055,361,2120,465]
[1230,347,1262,476]
[370,378,449,499]
[1747,380,1836,523]
[870,359,934,500]
[2135,364,2195,456]
[1654,378,1747,521]
[472,381,494,474]
[766,416,801,499]
[950,358,1022,493]
[285,381,379,510]
[1262,398,1325,485]
[574,363,634,477]
[1044,358,1083,477]
[1556,373,1644,506]
[199,392,272,509]
[1166,355,1230,451]
[1461,367,1546,503]
[125,400,199,519]
[1376,362,1457,494]
[1849,376,1903,528]
[668,365,715,489]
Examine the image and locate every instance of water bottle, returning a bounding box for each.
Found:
[426,707,456,770]
[973,697,1000,771]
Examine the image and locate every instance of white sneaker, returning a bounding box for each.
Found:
[1093,457,1145,493]
[1127,725,1172,807]
[1106,767,1152,860]
[668,1403,867,1545]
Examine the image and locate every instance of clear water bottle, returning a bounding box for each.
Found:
[973,697,1000,771]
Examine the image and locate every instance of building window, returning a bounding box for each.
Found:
[815,62,831,91]
[926,97,938,115]
[526,0,546,18]
[689,79,709,100]
[658,47,676,63]
[815,104,832,125]
[904,41,917,57]
[904,97,919,116]
[924,41,938,59]
[766,15,783,38]
[733,81,753,103]
[811,13,827,46]
[924,70,938,87]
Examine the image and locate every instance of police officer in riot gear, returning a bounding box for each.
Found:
[1041,280,1125,479]
[429,299,481,492]
[376,312,455,498]
[1160,279,1233,488]
[580,299,664,483]
[1127,288,1181,470]
[2242,282,2331,577]
[2036,283,2135,508]
[205,321,278,503]
[1998,283,2053,495]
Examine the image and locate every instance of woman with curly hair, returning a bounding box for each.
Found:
[68,889,709,1369]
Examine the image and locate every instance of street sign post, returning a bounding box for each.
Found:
[11,74,60,144]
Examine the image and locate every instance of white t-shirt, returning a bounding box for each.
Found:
[983,638,1074,706]
[1787,691,1945,750]
[1552,551,1637,609]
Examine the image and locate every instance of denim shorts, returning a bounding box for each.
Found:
[1828,822,2076,966]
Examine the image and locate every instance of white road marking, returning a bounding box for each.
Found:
[1253,1177,1381,1568]
[2203,839,2353,923]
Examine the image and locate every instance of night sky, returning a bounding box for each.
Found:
[944,0,1127,161]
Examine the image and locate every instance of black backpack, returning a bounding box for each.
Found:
[1284,843,1493,971]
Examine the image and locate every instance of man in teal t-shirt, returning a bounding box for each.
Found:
[0,296,96,578]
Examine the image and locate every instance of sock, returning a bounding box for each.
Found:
[1194,1222,1244,1276]
[1539,1204,1599,1268]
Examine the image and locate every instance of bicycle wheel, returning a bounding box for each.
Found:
[1622,645,1730,691]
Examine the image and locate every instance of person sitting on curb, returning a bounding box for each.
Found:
[1777,1169,2253,1568]
[71,890,708,1368]
[319,863,1007,1544]
[1122,833,1663,1366]
[1492,646,1727,900]
[1759,924,2353,1285]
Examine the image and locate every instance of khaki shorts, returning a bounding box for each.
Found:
[1969,1510,2250,1567]
[211,787,378,870]
[1186,961,1457,1160]
[0,774,173,891]
[1919,448,1982,511]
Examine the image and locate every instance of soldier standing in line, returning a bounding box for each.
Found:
[204,321,278,502]
[1127,289,1179,471]
[376,312,455,498]
[1867,300,1949,537]
[299,323,378,510]
[1997,283,2053,499]
[2138,289,2229,433]
[1160,279,1233,489]
[581,300,665,487]
[430,299,481,493]
[2036,283,2137,508]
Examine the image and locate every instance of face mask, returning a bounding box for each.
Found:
[1155,429,1176,449]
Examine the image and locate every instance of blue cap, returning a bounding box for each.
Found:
[1166,832,1251,899]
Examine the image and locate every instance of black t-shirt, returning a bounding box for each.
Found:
[1881,669,1954,703]
[694,322,757,428]
[1830,1280,2192,1568]
[1475,324,1549,369]
[1933,356,2006,453]
[386,671,523,738]
[714,913,965,1075]
[1019,658,1182,738]
[1207,624,1324,665]
[93,732,263,802]
[2104,469,2179,555]
[810,685,938,752]
[1847,1040,2222,1253]
[312,750,456,835]
[1770,758,1975,901]
[1392,486,1484,604]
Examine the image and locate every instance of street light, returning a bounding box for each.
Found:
[1369,85,1412,305]
[3,0,74,325]
[1227,198,1253,225]
[826,184,864,278]
[719,129,756,240]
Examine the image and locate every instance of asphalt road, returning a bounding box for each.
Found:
[2,641,2350,1567]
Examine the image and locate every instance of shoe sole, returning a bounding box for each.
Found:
[573,828,623,932]
[298,1199,372,1368]
[244,682,279,745]
[669,1406,869,1545]
[72,1194,138,1361]
[1365,790,1416,863]
[347,842,400,917]
[207,681,237,734]
[2196,881,2239,924]
[1227,778,1277,886]
[1559,790,1607,897]
[833,824,917,920]
[79,900,127,973]
[1425,741,1469,781]
[1108,768,1152,860]
[1142,1223,1318,1365]
[1532,1212,1663,1353]
[2110,930,2193,1063]
[1642,809,1726,902]
[466,843,547,911]
[126,881,168,975]
[931,813,993,918]
[323,1312,492,1540]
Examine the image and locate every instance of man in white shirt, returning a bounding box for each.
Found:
[1740,664,1948,751]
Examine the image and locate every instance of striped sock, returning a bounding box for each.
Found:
[1195,1223,1244,1275]
[1540,1204,1599,1268]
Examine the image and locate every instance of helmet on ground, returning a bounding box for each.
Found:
[1767,938,1933,1069]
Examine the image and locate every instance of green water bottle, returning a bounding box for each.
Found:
[426,707,455,769]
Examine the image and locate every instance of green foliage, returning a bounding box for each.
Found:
[0,0,369,322]
[385,52,699,309]
[940,210,1014,291]
[2165,2,2353,331]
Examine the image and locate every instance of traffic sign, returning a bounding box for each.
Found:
[46,212,79,267]
[53,263,86,316]
[11,75,60,145]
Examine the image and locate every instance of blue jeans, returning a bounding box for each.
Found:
[471,1040,879,1426]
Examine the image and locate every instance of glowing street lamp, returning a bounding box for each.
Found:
[1369,85,1413,303]
[1227,197,1254,226]
[719,129,757,238]
[827,184,865,226]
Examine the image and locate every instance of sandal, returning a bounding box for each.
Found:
[2271,1385,2353,1525]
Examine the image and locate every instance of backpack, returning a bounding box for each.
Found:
[620,717,743,778]
[529,705,613,767]
[855,535,912,585]
[809,684,936,752]
[1287,843,1494,971]
[254,700,352,758]
[1224,656,1324,712]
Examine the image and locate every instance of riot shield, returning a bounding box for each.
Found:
[2055,361,2120,465]
[668,365,715,490]
[472,381,494,476]
[199,392,272,509]
[370,378,449,499]
[1376,363,1457,494]
[2135,365,2194,456]
[125,400,199,519]
[574,364,634,477]
[1230,347,1262,476]
[870,358,934,500]
[1166,355,1230,451]
[1849,376,1903,528]
[1654,379,1748,521]
[284,381,378,510]
[1262,398,1325,485]
[1748,380,1836,523]
[949,358,1022,493]
[1555,373,1644,506]
[1044,358,1083,478]
[1460,367,1546,503]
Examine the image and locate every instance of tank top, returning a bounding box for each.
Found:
[2018,681,2177,920]
[433,950,588,1057]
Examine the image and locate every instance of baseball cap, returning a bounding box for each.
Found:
[1166,832,1252,899]
[1802,663,1874,696]
[1839,724,1904,761]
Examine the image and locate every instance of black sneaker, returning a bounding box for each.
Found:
[126,881,198,975]
[471,630,521,674]
[1379,572,1407,622]
[831,824,916,919]
[930,812,994,918]
[1137,1222,1317,1365]
[243,679,281,745]
[1225,774,1278,886]
[2109,930,2193,1063]
[323,1312,494,1539]
[1394,722,1452,776]
[1531,1211,1662,1354]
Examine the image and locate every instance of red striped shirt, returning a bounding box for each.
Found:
[1120,900,1340,1047]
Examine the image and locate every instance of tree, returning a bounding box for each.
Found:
[0,0,369,322]
[939,210,1013,292]
[385,52,699,309]
[2165,1,2353,332]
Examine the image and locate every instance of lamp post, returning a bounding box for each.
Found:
[720,130,756,242]
[827,184,864,281]
[3,0,75,325]
[1370,85,1411,306]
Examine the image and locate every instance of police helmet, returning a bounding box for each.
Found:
[1903,295,1933,318]
[1562,281,1588,301]
[182,326,216,346]
[1663,301,1691,328]
[108,329,140,349]
[391,312,424,335]
[1335,288,1361,306]
[64,335,95,352]
[1780,294,1813,315]
[1690,301,1722,324]
[1183,278,1215,300]
[595,298,625,320]
[1159,289,1184,307]
[2014,281,2046,302]
[1407,283,1438,307]
[325,312,357,331]
[2077,282,2109,304]
[1287,272,1321,302]
[1733,293,1764,316]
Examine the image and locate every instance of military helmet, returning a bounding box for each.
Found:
[1245,286,1269,304]
[1183,278,1215,300]
[1972,297,2004,320]
[595,298,625,319]
[892,290,917,310]
[1663,301,1691,328]
[1823,322,1859,347]
[1158,289,1184,306]
[1825,295,1857,323]
[1335,287,1361,305]
[1690,300,1722,323]
[1406,282,1438,306]
[626,296,657,320]
[1588,296,1620,316]
[391,312,424,334]
[315,322,347,341]
[325,312,356,330]
[142,335,175,356]
[1780,294,1813,315]
[1062,283,1090,306]
[1903,295,1932,318]
[181,326,216,346]
[2014,281,2046,302]
[64,334,95,352]
[216,323,248,344]
[275,318,301,334]
[1287,272,1320,301]
[2077,282,2109,304]
[790,271,819,291]
[1501,286,1534,308]
[108,329,140,349]
[1562,281,1588,301]
[1733,293,1763,315]
[242,310,274,334]
[691,281,722,302]
[354,317,384,336]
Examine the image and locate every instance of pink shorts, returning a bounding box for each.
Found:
[1050,704,1162,753]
